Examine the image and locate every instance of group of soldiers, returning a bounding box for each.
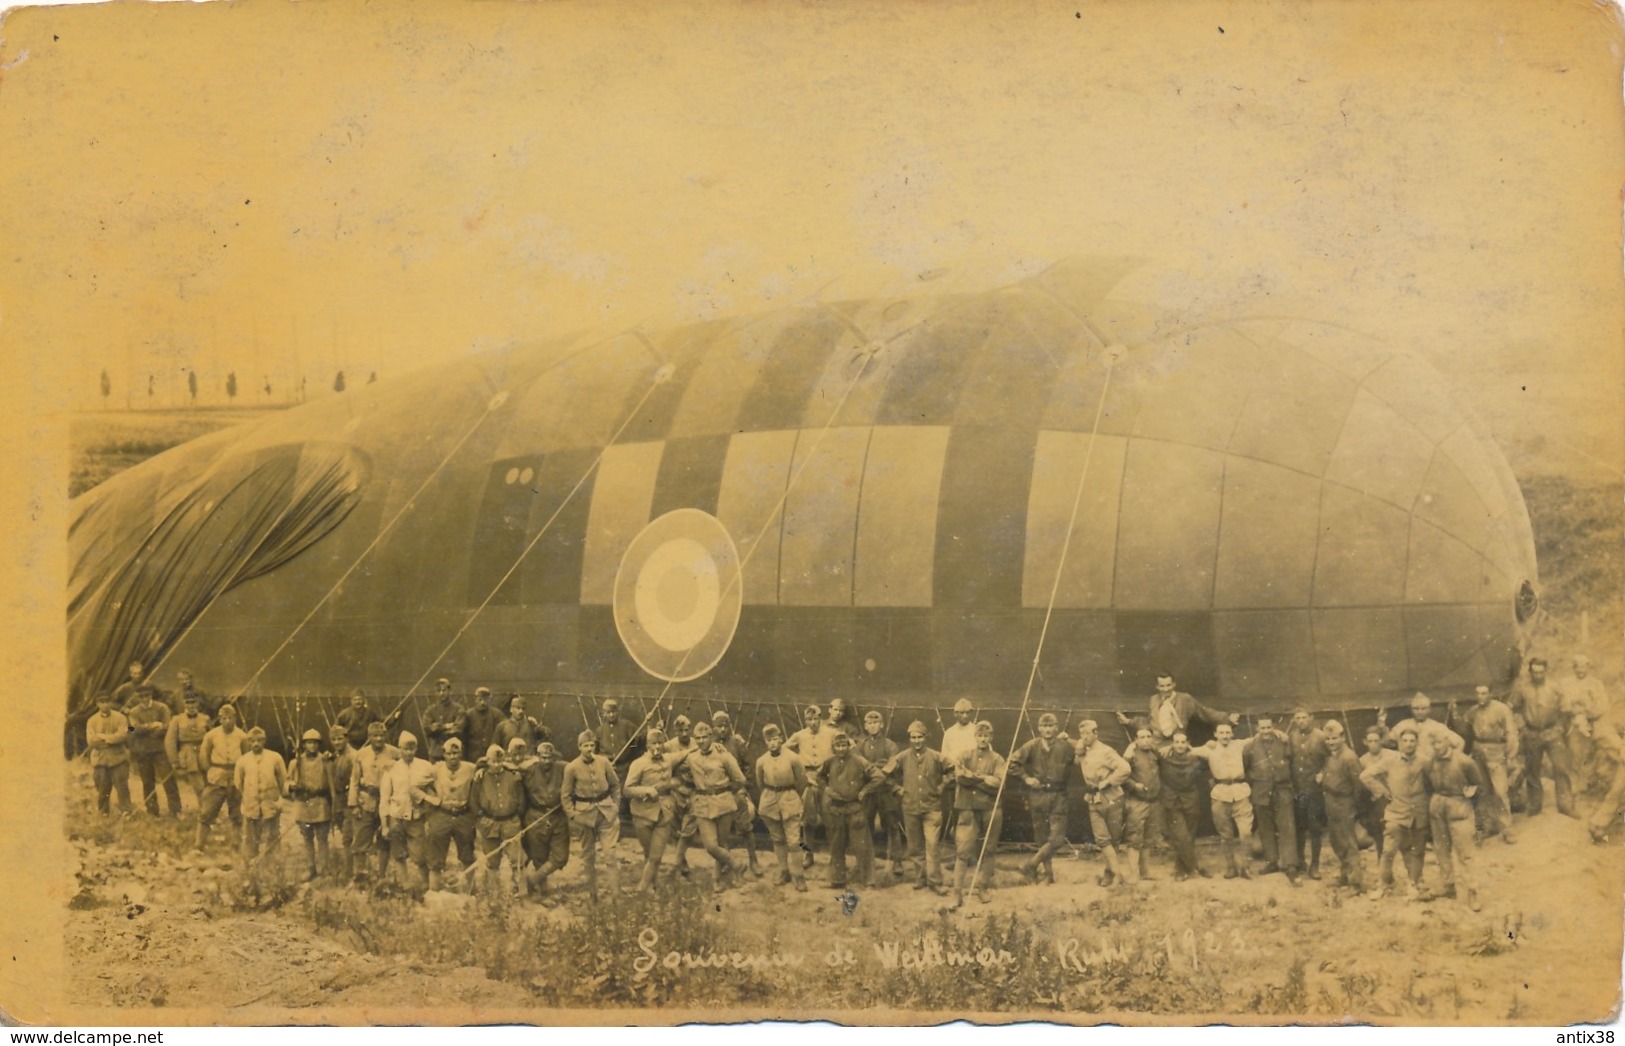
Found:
[79,653,1621,911]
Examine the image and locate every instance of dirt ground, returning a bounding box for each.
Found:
[61,759,1624,1025]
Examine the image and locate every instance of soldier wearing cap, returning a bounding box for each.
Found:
[421,678,467,762]
[663,714,696,758]
[675,722,749,892]
[421,737,478,890]
[234,726,287,879]
[327,724,356,878]
[563,730,624,899]
[1011,712,1076,885]
[624,728,680,892]
[469,739,525,894]
[881,721,952,893]
[86,692,133,818]
[378,731,436,891]
[288,728,339,880]
[346,721,399,882]
[1509,656,1576,817]
[171,669,218,720]
[494,695,546,752]
[787,705,834,862]
[520,741,572,897]
[165,690,212,810]
[754,724,810,891]
[194,704,247,850]
[1076,719,1133,886]
[335,689,400,751]
[462,687,503,764]
[951,720,1006,906]
[712,710,763,878]
[1316,721,1367,894]
[816,730,886,890]
[857,710,906,879]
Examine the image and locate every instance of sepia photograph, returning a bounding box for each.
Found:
[0,0,1622,1028]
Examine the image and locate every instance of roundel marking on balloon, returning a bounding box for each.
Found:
[613,509,743,683]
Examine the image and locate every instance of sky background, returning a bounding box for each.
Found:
[1,0,1621,473]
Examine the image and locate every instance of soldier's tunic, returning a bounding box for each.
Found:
[787,725,835,832]
[127,699,181,816]
[1244,732,1298,872]
[1319,745,1367,889]
[884,746,952,887]
[952,748,1007,889]
[754,749,809,871]
[165,710,212,799]
[817,750,884,887]
[1011,736,1076,865]
[426,759,478,872]
[421,698,467,763]
[1510,674,1574,815]
[856,732,904,865]
[1076,740,1131,846]
[677,745,746,876]
[1463,698,1518,836]
[469,760,522,874]
[1158,748,1208,876]
[234,748,286,865]
[346,743,399,871]
[197,724,248,828]
[1286,724,1329,865]
[1360,748,1429,889]
[86,709,133,815]
[625,749,679,887]
[462,704,503,763]
[1121,741,1162,852]
[378,755,436,868]
[1195,739,1252,842]
[1422,749,1483,894]
[520,759,570,877]
[563,753,623,893]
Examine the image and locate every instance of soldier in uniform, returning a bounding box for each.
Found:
[624,728,680,892]
[1360,726,1430,901]
[713,710,763,877]
[827,698,862,742]
[113,661,162,711]
[346,721,399,882]
[674,722,748,892]
[1509,656,1576,817]
[1560,655,1609,792]
[469,739,524,894]
[194,704,248,850]
[663,714,695,758]
[1011,712,1076,885]
[754,724,809,892]
[86,693,133,817]
[1462,682,1519,843]
[1357,724,1390,857]
[563,730,624,899]
[127,686,182,818]
[1243,714,1300,885]
[1390,693,1465,756]
[1286,707,1329,879]
[951,721,1006,907]
[1120,721,1163,882]
[172,669,217,719]
[1076,719,1132,885]
[165,691,212,810]
[856,710,905,879]
[1158,731,1209,880]
[520,741,572,898]
[881,721,952,894]
[1121,673,1242,749]
[1421,731,1484,910]
[327,724,357,879]
[378,732,436,891]
[336,689,400,751]
[817,731,886,890]
[1317,721,1367,894]
[939,698,980,867]
[287,728,339,880]
[495,696,546,752]
[422,737,478,890]
[462,687,503,766]
[234,726,287,882]
[1191,722,1252,879]
[787,705,834,865]
[596,698,639,766]
[421,678,467,762]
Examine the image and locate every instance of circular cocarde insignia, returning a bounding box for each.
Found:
[613,509,742,682]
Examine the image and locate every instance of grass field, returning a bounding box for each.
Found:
[69,409,282,498]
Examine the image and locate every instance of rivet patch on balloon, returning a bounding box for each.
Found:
[614,509,742,682]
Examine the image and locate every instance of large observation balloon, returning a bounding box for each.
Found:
[68,260,1539,732]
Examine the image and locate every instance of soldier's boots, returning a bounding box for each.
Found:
[1044,862,1057,885]
[1020,861,1039,884]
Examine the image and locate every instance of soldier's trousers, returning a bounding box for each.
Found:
[573,810,622,894]
[348,808,389,878]
[1253,785,1299,870]
[131,751,182,816]
[1522,730,1575,816]
[297,820,331,875]
[242,814,281,869]
[1293,788,1326,866]
[952,807,1002,889]
[1472,743,1512,835]
[1123,795,1157,851]
[1027,791,1070,866]
[633,810,674,888]
[523,809,571,877]
[825,802,872,887]
[1429,795,1476,892]
[425,809,477,872]
[1161,790,1201,875]
[862,793,906,865]
[93,763,132,815]
[762,813,804,883]
[1324,793,1364,889]
[475,815,523,883]
[901,809,943,886]
[1380,815,1426,887]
